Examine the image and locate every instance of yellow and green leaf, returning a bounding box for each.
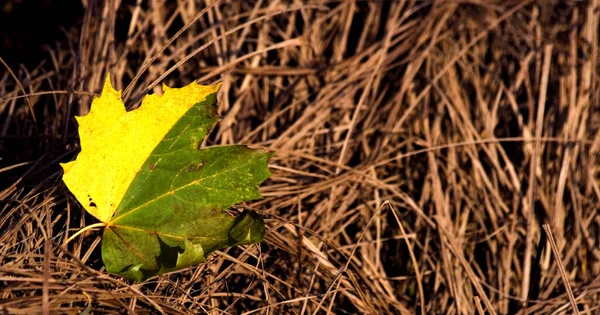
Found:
[61,75,272,281]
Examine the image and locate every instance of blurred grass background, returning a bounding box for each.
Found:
[1,0,600,314]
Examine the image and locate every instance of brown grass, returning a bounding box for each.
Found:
[2,0,600,314]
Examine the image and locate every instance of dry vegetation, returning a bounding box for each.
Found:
[2,0,600,314]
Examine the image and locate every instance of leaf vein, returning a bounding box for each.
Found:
[110,158,253,223]
[111,225,220,241]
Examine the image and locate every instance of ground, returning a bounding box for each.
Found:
[1,1,600,314]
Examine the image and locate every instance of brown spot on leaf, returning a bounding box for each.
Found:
[186,161,205,172]
[149,158,162,171]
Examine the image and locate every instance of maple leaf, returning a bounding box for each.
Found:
[61,75,272,281]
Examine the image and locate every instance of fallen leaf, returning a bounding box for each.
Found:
[61,75,272,281]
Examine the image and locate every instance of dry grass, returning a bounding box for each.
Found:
[2,0,600,314]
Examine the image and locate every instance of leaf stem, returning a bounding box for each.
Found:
[64,222,106,245]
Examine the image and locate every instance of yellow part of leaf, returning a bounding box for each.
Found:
[61,75,221,223]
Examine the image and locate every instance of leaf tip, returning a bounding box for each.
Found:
[60,161,74,174]
[85,74,125,117]
[100,74,122,101]
[195,80,222,95]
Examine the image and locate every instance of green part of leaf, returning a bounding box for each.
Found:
[101,91,272,281]
[229,210,266,245]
